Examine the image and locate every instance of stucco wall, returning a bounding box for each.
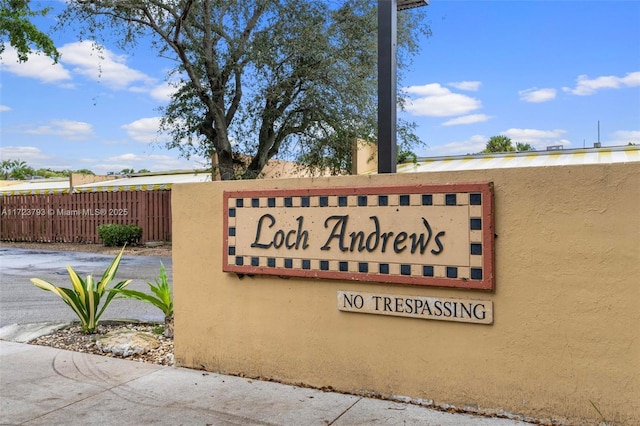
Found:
[172,162,639,425]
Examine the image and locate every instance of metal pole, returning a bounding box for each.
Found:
[377,0,397,174]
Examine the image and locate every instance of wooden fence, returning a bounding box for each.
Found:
[0,191,172,243]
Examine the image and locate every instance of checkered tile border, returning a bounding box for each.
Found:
[223,183,494,291]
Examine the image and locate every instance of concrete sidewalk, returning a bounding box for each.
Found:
[0,340,532,425]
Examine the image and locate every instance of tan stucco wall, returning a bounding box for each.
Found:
[352,138,378,175]
[172,163,639,425]
[69,173,119,188]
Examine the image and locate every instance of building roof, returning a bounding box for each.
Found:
[0,172,212,196]
[372,145,639,174]
[2,146,637,195]
[73,172,212,193]
[0,178,70,196]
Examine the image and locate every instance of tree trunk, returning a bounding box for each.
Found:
[164,314,174,339]
[216,150,235,180]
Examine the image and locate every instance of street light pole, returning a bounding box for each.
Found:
[377,0,398,174]
[377,0,428,174]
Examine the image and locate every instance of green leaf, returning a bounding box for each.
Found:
[97,246,126,293]
[114,262,172,317]
[66,265,86,302]
[31,248,133,333]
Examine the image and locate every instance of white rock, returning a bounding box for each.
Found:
[96,330,160,357]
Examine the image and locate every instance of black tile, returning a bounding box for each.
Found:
[228,246,235,255]
[358,195,367,206]
[358,263,368,273]
[319,196,328,207]
[470,218,482,230]
[423,265,434,277]
[285,258,293,268]
[446,267,458,278]
[302,259,311,269]
[338,196,347,207]
[267,258,276,267]
[445,194,457,206]
[379,264,389,274]
[470,193,482,205]
[301,196,310,207]
[251,257,259,266]
[339,261,348,272]
[378,195,388,206]
[236,199,244,208]
[401,264,411,275]
[400,195,410,206]
[251,198,259,208]
[284,197,293,207]
[235,256,243,266]
[471,268,483,280]
[320,260,329,270]
[471,243,483,255]
[228,227,235,236]
[422,194,432,205]
[268,197,276,207]
[228,208,236,217]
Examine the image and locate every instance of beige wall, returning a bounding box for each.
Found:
[172,162,639,425]
[69,173,119,188]
[352,139,378,175]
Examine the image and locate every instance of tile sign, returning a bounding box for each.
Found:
[337,291,493,324]
[223,183,494,290]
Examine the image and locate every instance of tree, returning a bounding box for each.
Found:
[120,168,135,175]
[73,168,95,175]
[0,160,96,179]
[483,135,514,153]
[60,0,429,180]
[515,142,534,151]
[0,0,59,62]
[482,135,534,153]
[0,159,12,179]
[5,159,34,179]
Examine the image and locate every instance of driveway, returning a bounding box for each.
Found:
[0,248,171,327]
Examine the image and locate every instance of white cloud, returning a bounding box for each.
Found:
[404,83,450,97]
[609,130,640,145]
[519,87,557,103]
[447,81,481,91]
[149,80,179,102]
[106,153,143,162]
[0,105,11,112]
[403,83,482,117]
[0,146,51,162]
[423,135,487,157]
[0,46,72,84]
[442,114,491,126]
[121,117,169,143]
[23,120,94,140]
[562,71,640,96]
[59,41,155,91]
[501,128,569,149]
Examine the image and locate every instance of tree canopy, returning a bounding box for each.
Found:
[0,159,95,180]
[482,135,534,153]
[60,0,429,179]
[0,0,59,62]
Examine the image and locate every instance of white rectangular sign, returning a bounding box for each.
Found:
[337,290,493,324]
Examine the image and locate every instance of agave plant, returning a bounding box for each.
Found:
[116,262,173,337]
[30,247,132,333]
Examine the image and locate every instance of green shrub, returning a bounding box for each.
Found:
[31,248,132,333]
[116,262,173,337]
[98,224,143,246]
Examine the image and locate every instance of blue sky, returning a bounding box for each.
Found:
[1,0,639,174]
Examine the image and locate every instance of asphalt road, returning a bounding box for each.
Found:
[0,247,171,327]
